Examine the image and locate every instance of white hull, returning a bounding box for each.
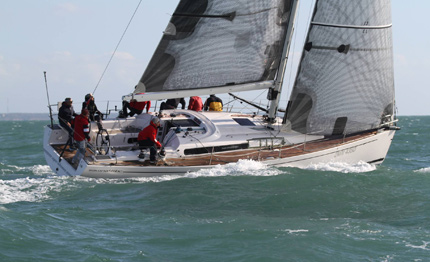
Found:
[43,111,396,179]
[267,129,394,168]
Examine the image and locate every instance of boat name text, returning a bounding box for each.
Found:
[335,146,357,157]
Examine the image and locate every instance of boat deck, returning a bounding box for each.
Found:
[53,130,377,168]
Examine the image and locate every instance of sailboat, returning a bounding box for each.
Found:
[44,0,398,178]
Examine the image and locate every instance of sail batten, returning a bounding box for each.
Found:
[311,22,392,30]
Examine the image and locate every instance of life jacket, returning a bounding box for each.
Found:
[209,102,222,111]
[204,95,223,111]
[188,96,203,111]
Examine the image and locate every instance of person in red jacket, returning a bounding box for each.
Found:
[72,109,91,165]
[122,99,151,117]
[137,117,162,163]
[188,96,203,111]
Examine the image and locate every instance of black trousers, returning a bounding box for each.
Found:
[138,139,157,161]
[159,102,176,111]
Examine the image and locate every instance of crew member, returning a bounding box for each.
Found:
[121,99,151,117]
[137,117,162,164]
[82,93,102,122]
[188,96,203,111]
[204,94,223,111]
[58,97,77,148]
[72,109,91,165]
[160,98,186,111]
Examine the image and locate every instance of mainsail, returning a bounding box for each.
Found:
[285,0,395,136]
[135,0,296,97]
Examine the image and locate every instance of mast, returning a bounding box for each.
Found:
[267,0,300,123]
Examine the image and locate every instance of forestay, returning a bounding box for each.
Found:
[134,0,296,98]
[285,0,395,136]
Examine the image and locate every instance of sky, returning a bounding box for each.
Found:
[0,0,428,115]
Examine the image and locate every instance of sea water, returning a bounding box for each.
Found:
[0,116,429,261]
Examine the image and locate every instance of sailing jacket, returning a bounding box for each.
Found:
[130,100,151,112]
[204,95,223,111]
[167,98,186,109]
[73,114,90,141]
[188,96,203,111]
[137,122,161,148]
[58,102,77,127]
[82,100,101,121]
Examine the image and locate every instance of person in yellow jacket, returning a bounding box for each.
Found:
[204,94,223,111]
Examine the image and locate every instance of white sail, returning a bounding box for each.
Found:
[135,0,297,96]
[285,0,395,136]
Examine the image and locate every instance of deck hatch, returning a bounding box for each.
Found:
[233,118,256,126]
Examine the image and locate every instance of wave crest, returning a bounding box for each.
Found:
[1,163,54,176]
[0,177,71,204]
[304,161,376,173]
[415,167,430,173]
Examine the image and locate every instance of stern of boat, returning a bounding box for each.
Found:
[43,124,87,176]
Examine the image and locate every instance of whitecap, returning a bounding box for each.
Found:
[0,176,71,204]
[1,164,54,176]
[304,161,376,173]
[283,229,309,234]
[184,159,282,179]
[415,167,430,173]
[29,165,54,176]
[405,241,430,250]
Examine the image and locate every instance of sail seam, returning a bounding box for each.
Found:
[311,22,392,30]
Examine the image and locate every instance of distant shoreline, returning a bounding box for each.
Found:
[0,112,120,121]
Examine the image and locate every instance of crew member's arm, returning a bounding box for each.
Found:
[145,101,151,113]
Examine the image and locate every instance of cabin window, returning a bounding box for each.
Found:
[169,119,200,127]
[184,143,249,155]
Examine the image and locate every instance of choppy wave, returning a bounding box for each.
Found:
[283,229,309,234]
[185,159,282,178]
[1,163,53,176]
[405,241,430,250]
[415,167,430,173]
[0,160,280,204]
[304,161,376,173]
[0,176,72,204]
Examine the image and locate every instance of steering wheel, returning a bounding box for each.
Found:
[96,129,110,155]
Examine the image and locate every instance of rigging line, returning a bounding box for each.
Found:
[92,0,143,95]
